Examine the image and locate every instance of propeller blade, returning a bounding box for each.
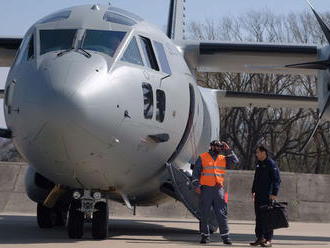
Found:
[286,60,330,70]
[300,117,322,152]
[307,0,330,44]
[300,94,330,151]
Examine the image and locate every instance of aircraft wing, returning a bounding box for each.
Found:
[0,37,21,131]
[200,87,318,109]
[0,37,22,67]
[182,41,319,75]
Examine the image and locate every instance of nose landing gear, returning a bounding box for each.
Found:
[67,199,84,238]
[92,201,109,239]
[67,190,109,239]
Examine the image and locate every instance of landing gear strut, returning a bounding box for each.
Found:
[67,190,109,239]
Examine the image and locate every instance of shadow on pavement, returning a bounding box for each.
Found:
[0,215,329,245]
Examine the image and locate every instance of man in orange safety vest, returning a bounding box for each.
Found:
[192,140,239,245]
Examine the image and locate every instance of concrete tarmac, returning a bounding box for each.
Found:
[0,214,329,248]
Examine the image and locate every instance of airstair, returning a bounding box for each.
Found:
[161,163,219,233]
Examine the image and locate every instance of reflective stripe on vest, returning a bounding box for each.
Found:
[200,152,226,186]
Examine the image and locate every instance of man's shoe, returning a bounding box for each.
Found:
[249,239,266,246]
[261,241,272,247]
[223,238,232,245]
[200,235,210,244]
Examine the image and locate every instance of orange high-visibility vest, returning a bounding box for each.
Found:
[200,152,226,186]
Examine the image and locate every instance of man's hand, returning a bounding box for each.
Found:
[252,192,255,201]
[191,180,201,194]
[194,187,201,194]
[221,141,230,150]
[269,194,277,201]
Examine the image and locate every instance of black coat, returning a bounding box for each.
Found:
[252,158,281,203]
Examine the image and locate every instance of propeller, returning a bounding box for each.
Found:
[306,0,330,44]
[286,60,330,70]
[300,94,330,151]
[287,1,330,71]
[299,1,330,151]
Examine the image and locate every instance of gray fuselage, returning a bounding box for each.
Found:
[4,5,219,205]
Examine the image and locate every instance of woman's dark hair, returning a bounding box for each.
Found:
[256,145,269,156]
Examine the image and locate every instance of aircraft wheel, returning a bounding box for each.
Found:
[67,200,84,239]
[37,203,56,228]
[92,201,109,239]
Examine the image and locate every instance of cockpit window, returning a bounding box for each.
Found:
[14,33,34,65]
[40,29,76,55]
[121,37,144,66]
[153,41,171,74]
[27,35,34,60]
[21,34,34,61]
[103,11,137,26]
[37,10,71,24]
[81,30,126,57]
[139,36,159,71]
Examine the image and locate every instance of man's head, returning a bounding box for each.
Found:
[256,145,268,161]
[210,140,225,153]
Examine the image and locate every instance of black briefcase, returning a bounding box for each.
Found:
[261,201,289,230]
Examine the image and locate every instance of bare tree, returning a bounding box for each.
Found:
[188,10,330,174]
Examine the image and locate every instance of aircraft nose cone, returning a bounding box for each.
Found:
[11,53,125,187]
[36,53,109,124]
[11,52,129,188]
[15,52,117,150]
[44,53,108,96]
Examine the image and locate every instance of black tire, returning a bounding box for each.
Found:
[67,200,84,239]
[92,201,109,239]
[37,203,56,228]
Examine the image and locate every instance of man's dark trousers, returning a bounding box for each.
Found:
[254,199,273,241]
[200,185,229,240]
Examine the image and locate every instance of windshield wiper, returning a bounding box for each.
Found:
[77,48,92,58]
[57,47,74,57]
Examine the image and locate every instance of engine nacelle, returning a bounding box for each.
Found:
[25,166,55,203]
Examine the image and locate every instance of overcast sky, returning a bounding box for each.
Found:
[0,0,329,127]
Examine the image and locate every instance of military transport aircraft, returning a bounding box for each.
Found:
[0,0,326,240]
